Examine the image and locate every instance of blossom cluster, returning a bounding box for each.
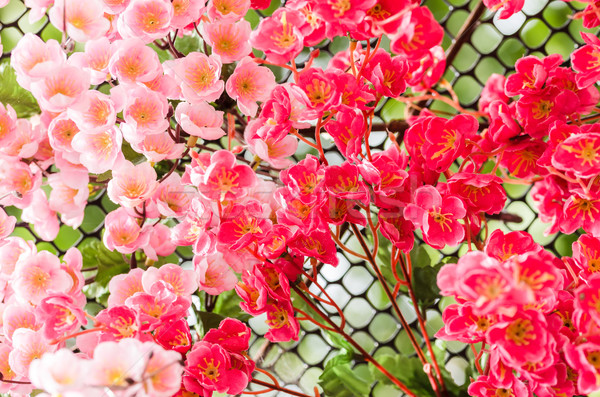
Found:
[0,0,600,396]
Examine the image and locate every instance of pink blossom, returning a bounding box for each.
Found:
[171,0,205,28]
[2,303,40,341]
[47,112,80,157]
[204,318,251,353]
[323,162,370,204]
[67,91,116,133]
[109,38,162,84]
[250,9,305,64]
[141,342,184,397]
[107,160,158,208]
[197,150,257,201]
[101,0,131,14]
[244,119,299,169]
[289,229,339,266]
[0,344,31,395]
[49,0,110,42]
[107,268,145,307]
[183,340,249,396]
[297,67,341,113]
[218,200,272,250]
[0,207,16,241]
[207,0,250,22]
[447,172,507,215]
[71,126,123,174]
[0,119,43,159]
[77,37,114,85]
[194,252,238,295]
[118,0,174,43]
[47,170,89,228]
[20,189,60,241]
[122,85,170,139]
[88,338,150,390]
[132,131,186,162]
[390,7,443,60]
[30,65,90,113]
[226,56,276,117]
[154,318,192,354]
[10,33,65,90]
[103,207,152,254]
[25,0,55,23]
[0,157,42,208]
[565,336,600,394]
[9,328,56,377]
[142,263,197,297]
[175,101,225,140]
[12,250,73,305]
[484,0,524,19]
[165,52,224,103]
[36,293,86,340]
[201,20,252,63]
[29,349,88,395]
[264,301,300,342]
[125,285,190,331]
[0,103,17,146]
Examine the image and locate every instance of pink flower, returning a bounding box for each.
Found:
[468,375,530,397]
[0,207,16,240]
[142,263,197,297]
[107,160,158,208]
[505,54,562,96]
[165,52,224,103]
[0,157,42,208]
[264,301,300,342]
[289,229,339,266]
[132,131,186,162]
[10,33,65,90]
[390,7,443,60]
[378,210,415,253]
[49,0,110,42]
[109,38,162,84]
[122,85,170,139]
[77,37,114,85]
[175,101,225,140]
[29,349,88,395]
[143,224,178,260]
[103,207,152,254]
[36,293,87,340]
[447,172,507,215]
[30,65,90,113]
[71,126,123,174]
[297,67,341,114]
[203,318,251,353]
[2,303,40,341]
[20,189,60,241]
[194,252,238,295]
[171,0,205,28]
[565,336,600,394]
[107,268,145,307]
[0,103,17,146]
[201,20,252,63]
[323,162,370,204]
[13,250,73,305]
[67,91,116,133]
[362,49,408,98]
[9,328,56,377]
[250,9,305,64]
[484,229,541,262]
[572,43,600,89]
[404,186,466,249]
[244,119,299,169]
[0,119,44,159]
[561,191,600,237]
[483,0,524,19]
[141,342,184,397]
[48,169,89,228]
[154,318,192,354]
[118,0,174,43]
[226,56,276,117]
[88,339,150,390]
[197,150,257,201]
[218,200,272,250]
[207,0,250,22]
[48,112,80,156]
[183,340,249,396]
[152,173,195,218]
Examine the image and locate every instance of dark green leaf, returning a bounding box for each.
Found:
[411,244,433,268]
[96,170,112,182]
[369,355,435,396]
[121,141,146,164]
[412,263,443,308]
[0,61,40,118]
[198,311,226,332]
[79,238,129,287]
[212,289,250,322]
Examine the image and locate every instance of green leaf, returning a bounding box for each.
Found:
[174,34,202,56]
[411,245,433,268]
[212,290,250,322]
[0,60,40,118]
[198,311,226,332]
[369,355,435,396]
[319,362,372,397]
[121,141,146,164]
[322,330,356,354]
[79,238,129,288]
[412,262,443,308]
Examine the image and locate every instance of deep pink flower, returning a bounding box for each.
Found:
[484,229,541,262]
[404,186,466,249]
[500,139,547,179]
[447,172,506,215]
[505,54,562,96]
[264,301,300,342]
[561,191,600,237]
[390,7,443,60]
[154,318,192,354]
[362,49,408,98]
[483,0,524,18]
[250,9,305,64]
[297,67,341,113]
[289,229,339,266]
[218,200,272,250]
[203,318,251,353]
[197,150,257,201]
[378,209,415,253]
[564,335,600,394]
[325,109,365,158]
[468,375,530,397]
[572,43,600,89]
[323,162,370,204]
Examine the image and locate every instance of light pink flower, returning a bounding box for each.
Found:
[9,329,56,377]
[25,0,55,23]
[29,349,88,395]
[226,56,276,117]
[2,303,40,341]
[143,224,178,260]
[119,0,174,43]
[88,339,149,390]
[0,207,16,241]
[48,169,89,228]
[12,250,73,305]
[107,160,158,208]
[107,267,145,306]
[0,119,43,159]
[103,207,152,254]
[101,0,131,14]
[20,190,60,241]
[132,131,186,162]
[194,252,238,295]
[152,173,195,218]
[67,91,116,133]
[171,0,206,28]
[36,293,87,340]
[75,37,114,85]
[0,103,17,146]
[0,157,42,208]
[201,20,252,63]
[10,33,65,90]
[122,85,170,140]
[244,120,298,169]
[207,0,250,22]
[142,263,197,297]
[165,52,224,103]
[30,65,90,113]
[141,342,183,397]
[48,112,80,156]
[0,237,36,280]
[175,101,225,140]
[109,38,162,84]
[71,126,123,174]
[49,0,110,42]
